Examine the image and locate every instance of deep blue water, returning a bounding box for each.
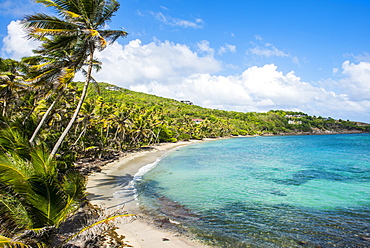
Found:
[136,134,370,247]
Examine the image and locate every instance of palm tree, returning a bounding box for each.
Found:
[22,0,128,158]
[0,58,27,117]
[25,52,77,144]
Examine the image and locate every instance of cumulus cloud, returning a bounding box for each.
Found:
[93,39,222,86]
[127,61,370,122]
[340,60,370,100]
[132,64,336,111]
[1,20,40,60]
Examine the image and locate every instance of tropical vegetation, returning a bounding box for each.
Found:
[0,0,129,246]
[0,0,369,247]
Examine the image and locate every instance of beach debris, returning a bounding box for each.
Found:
[162,238,170,241]
[155,217,171,227]
[169,219,181,225]
[58,204,136,247]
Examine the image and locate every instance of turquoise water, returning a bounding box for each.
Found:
[136,134,370,247]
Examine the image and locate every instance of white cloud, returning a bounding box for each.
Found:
[160,6,170,11]
[248,37,300,65]
[133,64,325,110]
[347,52,370,63]
[340,60,370,100]
[93,39,222,86]
[126,61,370,122]
[249,45,289,58]
[218,43,236,55]
[1,20,40,60]
[148,11,204,29]
[197,40,214,55]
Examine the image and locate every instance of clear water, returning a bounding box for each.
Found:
[136,134,370,247]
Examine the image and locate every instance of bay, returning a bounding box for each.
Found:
[136,134,370,247]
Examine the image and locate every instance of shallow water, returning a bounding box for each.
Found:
[136,134,370,247]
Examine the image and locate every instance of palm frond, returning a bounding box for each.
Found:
[57,171,85,222]
[95,0,120,27]
[0,155,29,191]
[30,28,80,38]
[29,149,56,176]
[63,213,136,244]
[35,0,82,22]
[0,235,30,247]
[35,0,60,8]
[22,14,75,32]
[99,29,128,44]
[0,191,31,235]
[0,128,31,160]
[27,67,61,84]
[27,176,68,227]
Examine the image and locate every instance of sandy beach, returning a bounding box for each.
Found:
[86,140,213,248]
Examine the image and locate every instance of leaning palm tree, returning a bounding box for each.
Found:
[24,51,77,144]
[22,0,128,158]
[25,45,103,145]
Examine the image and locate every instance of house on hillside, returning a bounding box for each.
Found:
[192,119,204,124]
[180,100,193,105]
[288,120,302,125]
[285,114,304,118]
[105,86,120,91]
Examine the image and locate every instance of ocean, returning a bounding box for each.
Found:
[135,134,370,247]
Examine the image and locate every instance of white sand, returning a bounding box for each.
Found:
[86,140,213,248]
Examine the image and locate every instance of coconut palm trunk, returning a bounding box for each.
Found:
[29,87,65,144]
[50,46,94,158]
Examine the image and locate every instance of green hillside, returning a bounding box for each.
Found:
[84,81,370,139]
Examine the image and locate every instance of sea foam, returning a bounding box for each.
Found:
[114,145,188,200]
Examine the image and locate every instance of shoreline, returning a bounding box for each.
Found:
[85,132,367,247]
[86,139,216,248]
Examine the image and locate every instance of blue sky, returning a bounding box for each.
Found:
[1,0,370,123]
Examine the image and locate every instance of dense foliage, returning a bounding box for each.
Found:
[0,0,129,246]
